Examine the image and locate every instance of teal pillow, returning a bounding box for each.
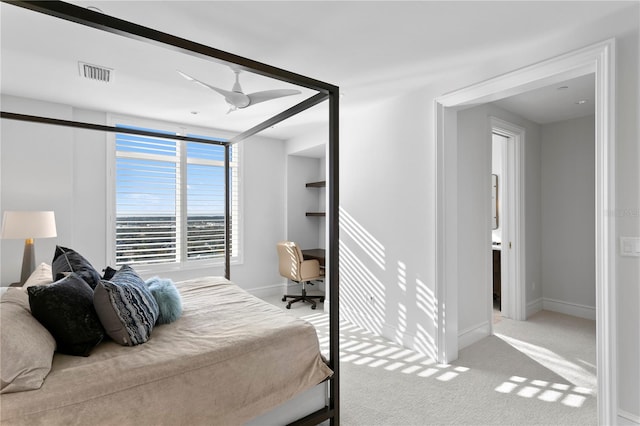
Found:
[145,277,183,324]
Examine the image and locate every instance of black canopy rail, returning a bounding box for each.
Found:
[1,1,340,425]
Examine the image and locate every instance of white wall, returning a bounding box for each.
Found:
[340,94,438,358]
[0,95,287,294]
[611,13,640,421]
[541,115,596,319]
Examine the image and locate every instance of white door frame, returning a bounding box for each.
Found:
[434,39,617,424]
[490,119,526,322]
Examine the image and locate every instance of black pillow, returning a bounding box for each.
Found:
[52,245,102,289]
[27,273,105,357]
[101,266,117,281]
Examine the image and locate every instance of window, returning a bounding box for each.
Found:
[113,123,240,268]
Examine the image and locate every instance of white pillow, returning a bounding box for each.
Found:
[22,263,54,288]
[0,289,56,393]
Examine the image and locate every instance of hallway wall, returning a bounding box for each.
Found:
[541,115,596,319]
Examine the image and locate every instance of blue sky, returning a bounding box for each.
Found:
[116,125,229,216]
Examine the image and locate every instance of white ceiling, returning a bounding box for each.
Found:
[1,1,631,139]
[492,73,595,124]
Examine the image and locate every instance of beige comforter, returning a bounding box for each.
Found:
[0,277,332,425]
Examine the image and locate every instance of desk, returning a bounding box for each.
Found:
[302,248,325,267]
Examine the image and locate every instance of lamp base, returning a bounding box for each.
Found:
[20,238,35,285]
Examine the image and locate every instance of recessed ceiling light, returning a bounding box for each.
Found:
[575,100,588,105]
[557,86,569,90]
[190,111,199,115]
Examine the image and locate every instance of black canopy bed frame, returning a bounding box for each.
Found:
[0,1,340,425]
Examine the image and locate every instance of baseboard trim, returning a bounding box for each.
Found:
[458,321,490,350]
[618,409,640,425]
[527,297,543,318]
[246,282,286,298]
[542,297,596,320]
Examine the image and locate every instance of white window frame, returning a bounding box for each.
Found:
[106,114,243,274]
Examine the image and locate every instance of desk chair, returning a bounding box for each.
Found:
[276,241,325,310]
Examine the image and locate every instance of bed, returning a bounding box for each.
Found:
[1,1,339,424]
[0,277,332,425]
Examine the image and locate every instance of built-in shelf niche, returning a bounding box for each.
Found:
[305,180,326,217]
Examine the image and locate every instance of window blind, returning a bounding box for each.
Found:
[115,125,238,266]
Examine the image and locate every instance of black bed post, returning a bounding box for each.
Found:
[328,87,340,426]
[224,143,231,280]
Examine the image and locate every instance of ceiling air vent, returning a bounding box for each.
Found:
[78,62,113,83]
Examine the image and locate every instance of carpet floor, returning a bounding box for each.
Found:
[261,295,597,425]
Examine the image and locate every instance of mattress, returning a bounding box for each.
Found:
[0,277,332,425]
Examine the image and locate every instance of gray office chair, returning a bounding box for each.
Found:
[276,241,324,309]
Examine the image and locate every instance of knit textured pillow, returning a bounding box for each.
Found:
[93,265,159,346]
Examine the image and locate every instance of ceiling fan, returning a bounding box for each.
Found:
[177,68,301,113]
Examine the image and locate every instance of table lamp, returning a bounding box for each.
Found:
[1,211,57,284]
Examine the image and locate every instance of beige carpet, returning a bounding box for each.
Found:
[262,295,597,425]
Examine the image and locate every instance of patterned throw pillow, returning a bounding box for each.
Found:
[27,273,105,357]
[51,246,102,290]
[93,265,159,346]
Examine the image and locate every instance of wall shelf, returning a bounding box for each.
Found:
[306,212,326,217]
[305,181,326,188]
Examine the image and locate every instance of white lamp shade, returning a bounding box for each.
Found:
[1,211,57,239]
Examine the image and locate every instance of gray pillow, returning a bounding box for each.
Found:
[94,265,159,346]
[1,289,56,393]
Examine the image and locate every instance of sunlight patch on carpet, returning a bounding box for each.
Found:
[495,375,592,407]
[302,311,470,383]
[496,332,597,391]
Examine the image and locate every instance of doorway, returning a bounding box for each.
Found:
[491,132,506,322]
[434,39,616,424]
[490,119,526,324]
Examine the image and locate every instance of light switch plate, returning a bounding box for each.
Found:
[620,237,640,257]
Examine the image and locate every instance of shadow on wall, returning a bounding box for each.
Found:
[339,206,438,360]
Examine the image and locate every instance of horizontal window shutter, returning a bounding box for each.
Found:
[115,129,178,265]
[115,126,239,267]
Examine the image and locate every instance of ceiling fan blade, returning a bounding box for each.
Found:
[247,89,301,106]
[177,70,249,108]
